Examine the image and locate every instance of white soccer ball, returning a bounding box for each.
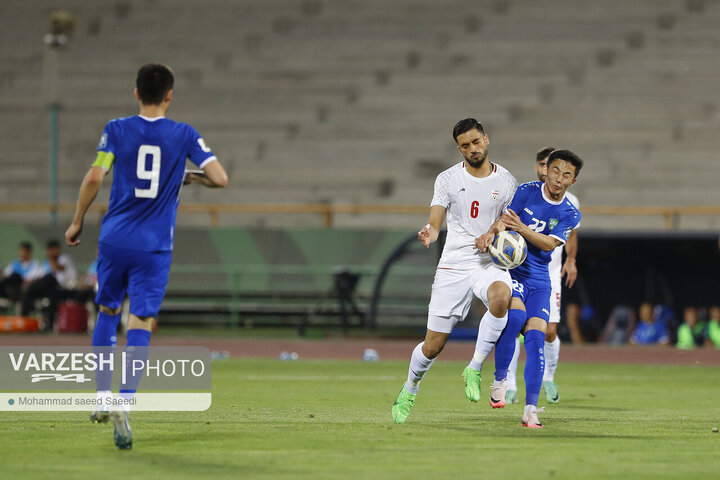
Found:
[488,230,527,269]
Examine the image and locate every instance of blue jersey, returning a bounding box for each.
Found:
[508,181,581,281]
[94,115,215,252]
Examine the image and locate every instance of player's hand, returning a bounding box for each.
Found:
[183,169,207,185]
[65,222,83,247]
[501,209,525,233]
[474,233,494,252]
[562,260,578,288]
[417,224,432,248]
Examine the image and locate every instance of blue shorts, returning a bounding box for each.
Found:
[511,274,552,323]
[95,242,172,318]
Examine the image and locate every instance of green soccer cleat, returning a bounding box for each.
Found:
[506,389,519,404]
[543,380,560,404]
[462,366,482,403]
[110,411,133,450]
[392,385,416,424]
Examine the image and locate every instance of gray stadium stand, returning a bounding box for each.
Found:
[1,0,719,230]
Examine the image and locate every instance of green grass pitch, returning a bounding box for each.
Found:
[1,358,718,479]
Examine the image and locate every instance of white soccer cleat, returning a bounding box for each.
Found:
[489,378,507,408]
[521,406,545,429]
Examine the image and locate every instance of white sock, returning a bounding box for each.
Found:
[543,337,560,382]
[524,404,537,414]
[404,342,435,395]
[118,392,134,413]
[507,337,521,390]
[468,311,508,370]
[96,390,112,411]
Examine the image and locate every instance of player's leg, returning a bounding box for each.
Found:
[541,289,561,403]
[91,243,128,423]
[393,324,454,423]
[505,335,521,404]
[465,267,512,403]
[113,249,172,449]
[522,316,547,427]
[393,268,470,423]
[490,295,526,407]
[520,287,552,428]
[543,322,560,403]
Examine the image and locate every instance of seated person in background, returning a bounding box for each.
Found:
[706,305,720,348]
[630,302,669,346]
[601,305,637,346]
[0,241,41,308]
[676,306,706,350]
[21,239,77,329]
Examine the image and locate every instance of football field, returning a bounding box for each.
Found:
[1,358,718,479]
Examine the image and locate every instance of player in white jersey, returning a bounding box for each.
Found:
[392,118,518,424]
[505,147,580,405]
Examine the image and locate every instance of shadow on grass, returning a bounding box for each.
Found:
[420,422,651,439]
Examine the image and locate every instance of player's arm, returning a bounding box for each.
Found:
[502,208,561,252]
[561,229,578,287]
[65,165,107,247]
[417,205,446,248]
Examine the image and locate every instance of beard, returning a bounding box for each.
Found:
[466,151,487,168]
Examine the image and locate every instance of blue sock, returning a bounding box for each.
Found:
[120,329,152,395]
[494,309,527,381]
[92,312,121,392]
[523,329,546,406]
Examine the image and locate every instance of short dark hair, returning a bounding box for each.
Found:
[19,241,32,251]
[452,118,484,142]
[46,239,61,249]
[136,63,174,105]
[536,147,555,162]
[547,149,583,178]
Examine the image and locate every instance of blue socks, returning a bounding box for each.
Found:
[92,312,121,392]
[523,329,546,407]
[120,329,152,395]
[494,309,527,381]
[92,311,120,347]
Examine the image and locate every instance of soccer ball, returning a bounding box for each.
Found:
[488,230,527,269]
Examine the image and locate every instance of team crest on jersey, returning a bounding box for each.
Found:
[491,190,499,202]
[548,218,558,230]
[97,133,108,150]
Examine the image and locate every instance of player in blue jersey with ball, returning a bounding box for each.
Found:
[65,63,228,449]
[471,149,582,428]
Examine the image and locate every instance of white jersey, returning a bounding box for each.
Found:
[549,190,580,290]
[431,162,518,268]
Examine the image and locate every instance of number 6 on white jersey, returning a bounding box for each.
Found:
[135,145,161,198]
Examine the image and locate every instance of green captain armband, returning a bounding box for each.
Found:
[93,151,115,171]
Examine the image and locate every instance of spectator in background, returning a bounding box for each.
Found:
[676,306,706,349]
[0,241,41,309]
[706,305,720,348]
[630,302,669,346]
[21,239,77,330]
[601,305,637,345]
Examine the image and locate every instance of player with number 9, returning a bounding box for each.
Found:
[65,63,228,449]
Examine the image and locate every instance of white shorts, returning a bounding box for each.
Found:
[426,260,512,333]
[549,283,561,324]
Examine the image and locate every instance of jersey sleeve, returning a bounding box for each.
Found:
[186,126,217,168]
[548,208,582,245]
[500,169,519,212]
[430,170,451,208]
[92,122,117,171]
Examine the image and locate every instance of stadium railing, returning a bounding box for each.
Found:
[2,203,719,229]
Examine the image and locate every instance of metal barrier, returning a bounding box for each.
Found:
[2,203,718,229]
